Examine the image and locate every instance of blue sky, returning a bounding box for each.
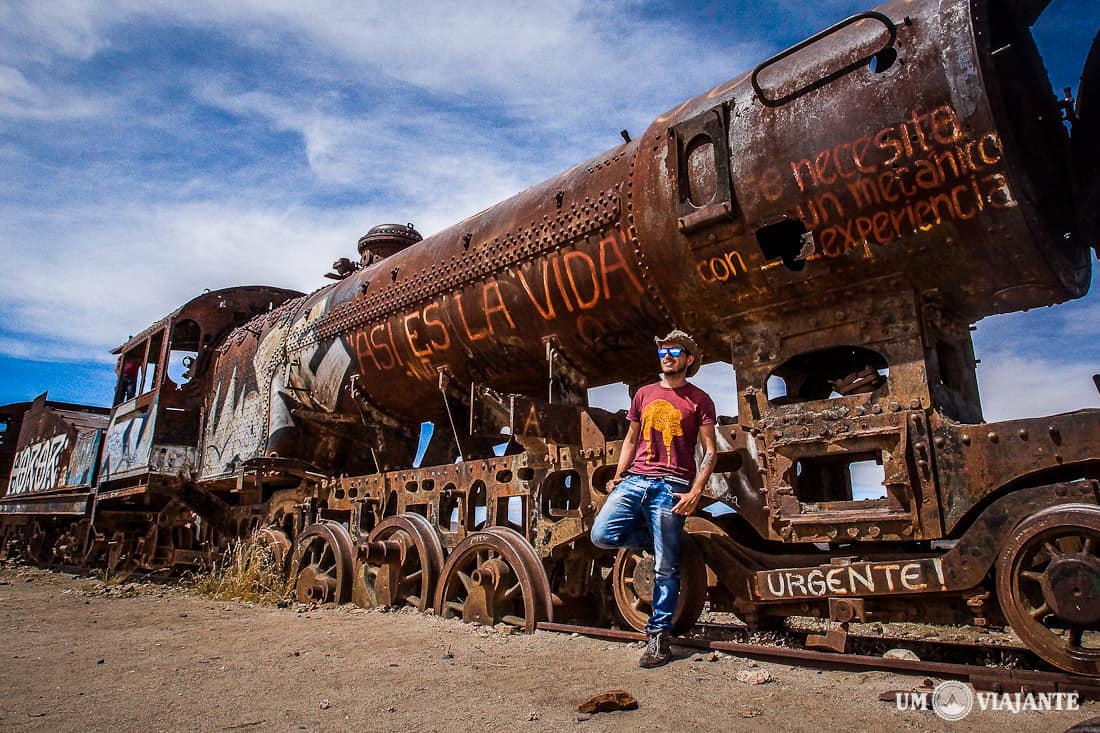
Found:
[1,0,1097,422]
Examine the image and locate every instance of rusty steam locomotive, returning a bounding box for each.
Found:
[2,0,1098,676]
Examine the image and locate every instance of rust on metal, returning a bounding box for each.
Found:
[1,0,1098,682]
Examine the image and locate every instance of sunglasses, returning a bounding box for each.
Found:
[657,346,687,358]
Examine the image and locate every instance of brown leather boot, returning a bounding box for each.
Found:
[638,630,671,668]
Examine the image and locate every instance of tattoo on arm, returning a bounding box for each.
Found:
[699,451,716,472]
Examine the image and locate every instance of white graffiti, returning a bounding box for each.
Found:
[757,558,947,599]
[65,430,102,488]
[100,412,154,480]
[7,434,69,495]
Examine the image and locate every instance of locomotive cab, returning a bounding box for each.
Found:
[98,286,303,494]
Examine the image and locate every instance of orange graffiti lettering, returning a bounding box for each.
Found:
[563,250,600,310]
[482,281,516,335]
[402,312,432,359]
[422,302,450,351]
[369,324,397,370]
[455,291,489,341]
[599,231,645,296]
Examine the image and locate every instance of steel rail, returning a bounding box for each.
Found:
[537,621,1100,699]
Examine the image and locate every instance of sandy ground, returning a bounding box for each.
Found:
[0,565,1096,733]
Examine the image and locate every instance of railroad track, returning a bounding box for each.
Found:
[33,558,1100,697]
[538,621,1100,699]
[690,619,1043,669]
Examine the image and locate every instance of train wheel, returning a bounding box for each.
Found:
[106,531,137,575]
[433,527,552,633]
[257,527,292,577]
[289,521,354,604]
[52,520,90,566]
[996,503,1100,676]
[353,513,444,611]
[611,534,707,634]
[27,521,54,566]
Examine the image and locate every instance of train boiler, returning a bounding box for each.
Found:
[2,0,1098,677]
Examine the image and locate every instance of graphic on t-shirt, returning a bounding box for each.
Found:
[640,399,682,466]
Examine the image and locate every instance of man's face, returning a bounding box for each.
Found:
[657,344,693,375]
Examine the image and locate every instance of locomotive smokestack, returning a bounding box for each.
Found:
[357,223,423,266]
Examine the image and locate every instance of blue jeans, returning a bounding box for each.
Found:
[590,474,686,633]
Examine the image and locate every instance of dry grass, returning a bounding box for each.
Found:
[189,533,289,605]
[90,567,131,586]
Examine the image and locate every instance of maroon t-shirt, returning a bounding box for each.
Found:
[626,381,716,483]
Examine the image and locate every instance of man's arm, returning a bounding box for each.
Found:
[608,421,641,490]
[671,423,717,515]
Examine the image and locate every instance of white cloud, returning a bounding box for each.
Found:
[0,65,102,120]
[1060,297,1100,340]
[0,201,351,358]
[1,1,755,136]
[0,1,114,63]
[977,352,1100,422]
[189,81,535,206]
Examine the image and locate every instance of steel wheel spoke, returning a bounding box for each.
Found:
[1020,570,1045,584]
[997,510,1100,676]
[435,529,546,633]
[1029,601,1051,620]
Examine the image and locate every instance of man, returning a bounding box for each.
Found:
[590,329,717,668]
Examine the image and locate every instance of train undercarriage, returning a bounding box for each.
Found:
[5,388,1098,678]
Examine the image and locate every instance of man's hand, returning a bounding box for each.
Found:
[671,490,702,516]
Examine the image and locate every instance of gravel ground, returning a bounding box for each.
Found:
[0,565,1095,733]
